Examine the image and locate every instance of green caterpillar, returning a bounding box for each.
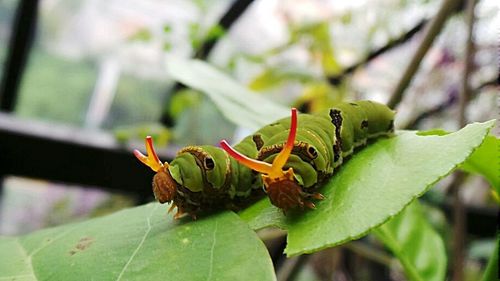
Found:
[135,100,395,218]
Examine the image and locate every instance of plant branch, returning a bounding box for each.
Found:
[404,88,458,129]
[387,0,463,109]
[449,171,467,281]
[403,77,497,129]
[452,0,477,280]
[276,255,310,281]
[327,19,428,85]
[343,240,395,267]
[194,0,255,59]
[475,78,498,92]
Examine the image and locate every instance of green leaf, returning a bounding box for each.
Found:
[239,120,494,256]
[205,24,226,42]
[481,235,499,281]
[0,203,275,281]
[129,29,152,42]
[373,201,446,281]
[165,57,290,130]
[460,135,500,195]
[248,68,313,91]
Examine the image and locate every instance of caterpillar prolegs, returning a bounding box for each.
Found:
[134,100,395,218]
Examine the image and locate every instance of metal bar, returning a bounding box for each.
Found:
[0,113,173,198]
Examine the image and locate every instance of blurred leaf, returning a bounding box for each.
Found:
[114,123,171,146]
[248,69,284,91]
[129,29,152,42]
[163,24,172,33]
[301,23,341,76]
[469,239,496,260]
[0,204,275,281]
[460,135,500,196]
[293,82,345,113]
[189,22,202,50]
[340,12,353,24]
[205,24,226,42]
[415,130,499,199]
[173,97,236,145]
[162,42,172,51]
[481,236,499,281]
[239,120,494,256]
[169,89,202,119]
[374,201,446,281]
[165,57,290,130]
[248,68,313,91]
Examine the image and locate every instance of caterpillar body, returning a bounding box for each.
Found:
[135,100,395,218]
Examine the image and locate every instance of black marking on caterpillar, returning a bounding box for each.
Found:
[329,109,343,163]
[135,100,395,218]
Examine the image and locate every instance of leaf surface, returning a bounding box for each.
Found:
[460,135,500,195]
[165,57,289,130]
[240,121,494,256]
[374,201,446,281]
[0,203,275,281]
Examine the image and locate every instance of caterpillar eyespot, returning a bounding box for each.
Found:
[135,100,395,219]
[203,157,215,170]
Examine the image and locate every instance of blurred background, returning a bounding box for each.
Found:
[0,0,498,280]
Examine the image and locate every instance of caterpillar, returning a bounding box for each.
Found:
[134,100,395,219]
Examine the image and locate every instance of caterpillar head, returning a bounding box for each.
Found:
[221,108,321,213]
[134,137,178,204]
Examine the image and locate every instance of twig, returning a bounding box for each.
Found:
[449,171,467,281]
[276,255,310,281]
[343,240,394,267]
[475,78,498,92]
[327,19,428,86]
[403,77,497,129]
[458,0,476,127]
[452,0,477,280]
[194,0,255,59]
[404,87,458,129]
[387,0,463,109]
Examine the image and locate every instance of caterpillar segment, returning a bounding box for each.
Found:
[221,101,394,213]
[135,100,395,218]
[134,138,263,219]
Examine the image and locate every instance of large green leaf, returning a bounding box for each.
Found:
[239,120,494,256]
[165,57,289,130]
[0,203,275,281]
[373,201,446,281]
[460,135,500,195]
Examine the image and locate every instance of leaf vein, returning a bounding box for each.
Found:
[115,204,158,281]
[14,238,36,280]
[206,220,218,281]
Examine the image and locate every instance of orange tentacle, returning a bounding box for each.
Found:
[220,108,298,180]
[220,140,273,174]
[134,136,165,172]
[269,108,297,178]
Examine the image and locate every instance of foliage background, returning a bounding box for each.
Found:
[0,0,498,280]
